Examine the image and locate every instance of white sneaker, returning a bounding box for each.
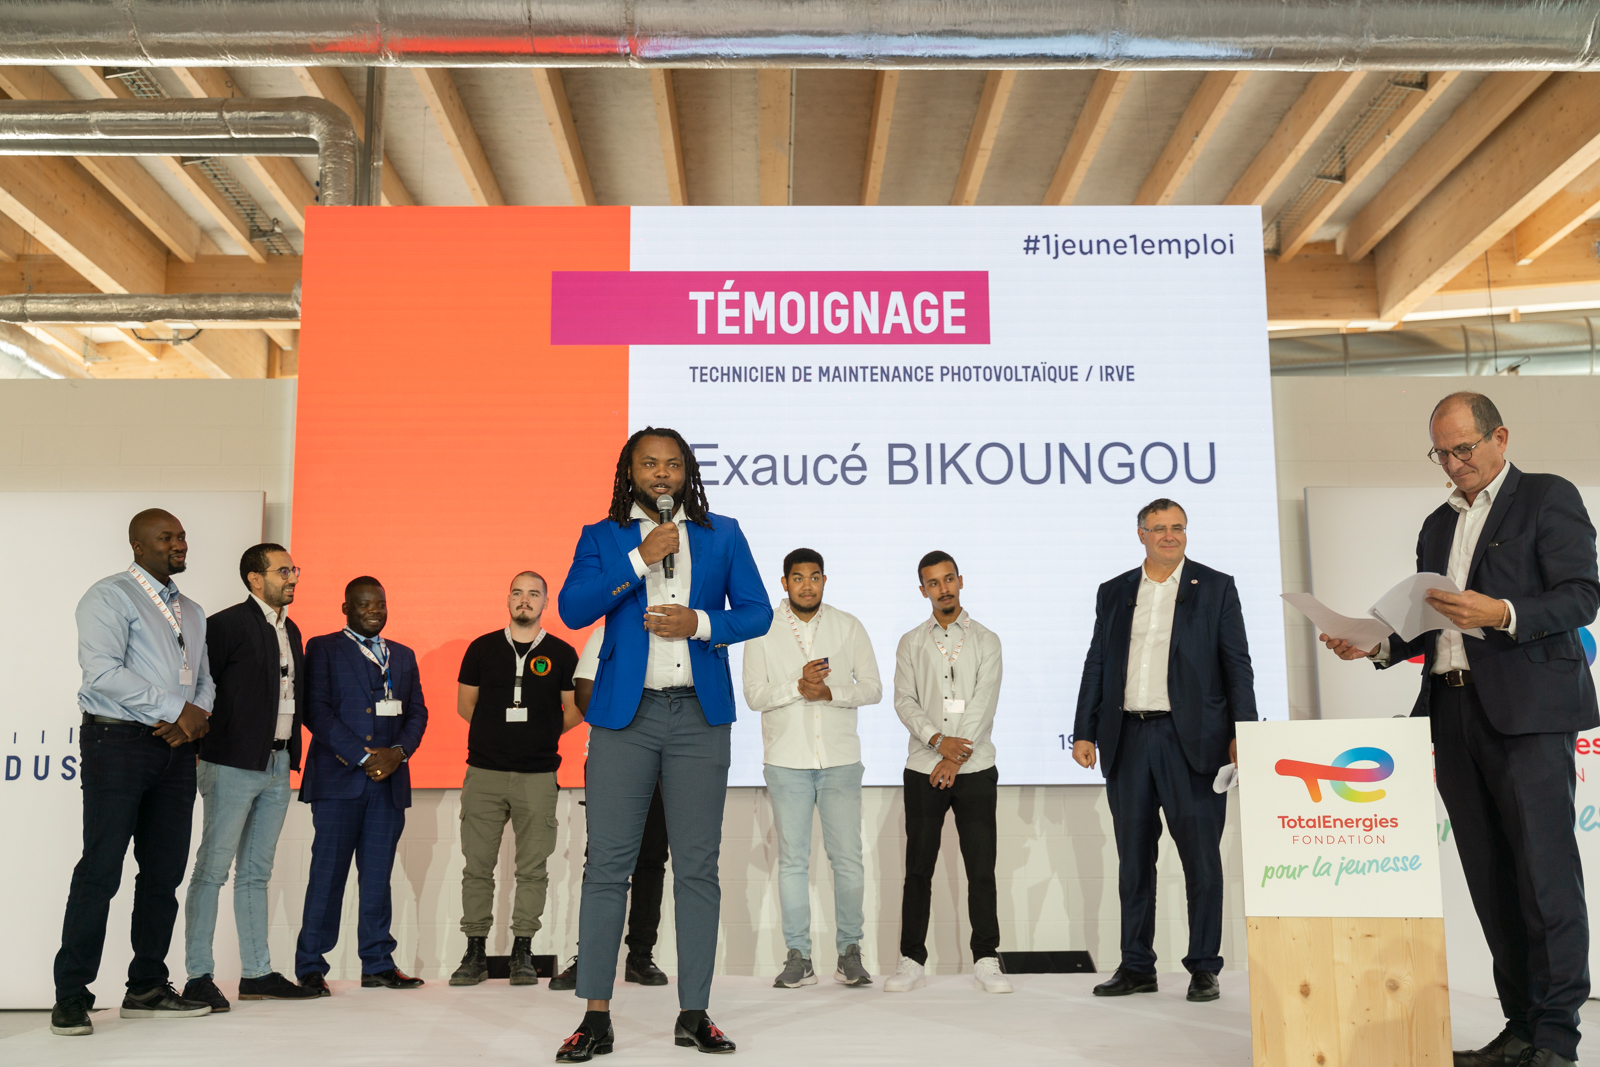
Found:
[882,956,926,992]
[972,957,1013,993]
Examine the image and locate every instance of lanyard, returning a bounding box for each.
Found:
[505,627,546,707]
[128,566,187,672]
[344,628,392,698]
[782,600,818,658]
[929,617,967,677]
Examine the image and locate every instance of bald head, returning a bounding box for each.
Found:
[128,508,187,583]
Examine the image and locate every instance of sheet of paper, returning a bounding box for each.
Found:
[1368,572,1485,642]
[1281,592,1393,649]
[1212,763,1238,794]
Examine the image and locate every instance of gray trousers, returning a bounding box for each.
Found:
[577,687,730,1008]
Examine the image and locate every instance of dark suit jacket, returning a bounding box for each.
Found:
[198,597,305,772]
[1381,465,1599,734]
[1073,558,1258,776]
[298,631,428,808]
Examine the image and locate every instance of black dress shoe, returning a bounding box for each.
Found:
[1515,1049,1576,1067]
[238,972,323,1000]
[182,975,231,1012]
[362,968,424,989]
[1186,971,1220,1002]
[50,994,93,1036]
[1454,1027,1531,1067]
[1092,968,1159,996]
[120,983,212,1019]
[297,972,331,997]
[555,1023,614,1062]
[675,1015,736,1054]
[625,952,669,986]
[548,956,578,991]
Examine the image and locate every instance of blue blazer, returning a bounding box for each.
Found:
[1381,465,1599,734]
[558,511,772,728]
[1073,558,1257,776]
[298,631,428,808]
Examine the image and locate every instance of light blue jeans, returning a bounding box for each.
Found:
[185,750,292,980]
[763,761,865,956]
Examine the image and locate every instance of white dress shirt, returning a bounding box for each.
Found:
[251,593,295,740]
[574,624,603,683]
[626,502,712,690]
[1124,559,1183,711]
[894,610,1003,775]
[743,599,883,770]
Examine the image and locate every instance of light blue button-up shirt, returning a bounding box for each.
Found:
[76,563,215,725]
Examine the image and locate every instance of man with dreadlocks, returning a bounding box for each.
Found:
[554,427,771,1061]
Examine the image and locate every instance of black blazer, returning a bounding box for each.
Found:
[198,597,305,772]
[1382,465,1599,734]
[1073,557,1257,776]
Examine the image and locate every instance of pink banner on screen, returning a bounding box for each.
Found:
[551,271,989,345]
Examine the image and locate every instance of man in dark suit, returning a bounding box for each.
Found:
[182,544,320,1011]
[1073,498,1256,1003]
[553,427,771,1062]
[294,576,429,994]
[1323,392,1598,1067]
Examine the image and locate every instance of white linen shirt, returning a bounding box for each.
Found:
[626,502,712,690]
[742,599,883,770]
[1123,560,1184,711]
[251,593,295,740]
[894,610,1003,775]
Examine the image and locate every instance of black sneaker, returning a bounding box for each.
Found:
[238,972,323,1000]
[450,936,488,986]
[548,955,578,991]
[297,972,332,998]
[181,975,231,1013]
[120,982,212,1019]
[509,936,539,987]
[624,952,668,986]
[50,994,93,1036]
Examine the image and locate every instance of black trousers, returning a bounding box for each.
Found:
[54,722,197,1003]
[582,779,669,951]
[1430,680,1589,1060]
[1104,714,1227,975]
[899,765,999,966]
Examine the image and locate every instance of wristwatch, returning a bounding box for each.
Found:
[928,732,943,751]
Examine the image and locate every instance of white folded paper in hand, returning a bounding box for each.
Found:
[1213,763,1238,794]
[1281,593,1392,650]
[1369,572,1485,642]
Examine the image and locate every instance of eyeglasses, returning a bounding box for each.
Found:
[1140,525,1186,536]
[260,566,301,580]
[1426,433,1492,466]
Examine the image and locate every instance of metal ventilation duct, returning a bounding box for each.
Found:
[0,290,301,326]
[0,0,1598,69]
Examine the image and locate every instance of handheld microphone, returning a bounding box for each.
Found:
[656,494,675,578]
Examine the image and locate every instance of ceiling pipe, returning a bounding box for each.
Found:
[0,288,301,326]
[0,0,1597,69]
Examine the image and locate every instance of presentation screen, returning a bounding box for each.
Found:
[293,205,1283,788]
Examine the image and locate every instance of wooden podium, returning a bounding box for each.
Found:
[1237,720,1451,1066]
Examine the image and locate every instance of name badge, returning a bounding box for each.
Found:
[376,698,403,717]
[278,698,294,718]
[179,668,194,686]
[942,697,965,719]
[506,706,528,723]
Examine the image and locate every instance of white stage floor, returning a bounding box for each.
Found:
[0,973,1556,1066]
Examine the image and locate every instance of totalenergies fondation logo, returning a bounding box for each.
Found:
[1276,747,1394,803]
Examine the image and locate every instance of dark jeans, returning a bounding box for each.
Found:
[1431,680,1589,1060]
[579,780,669,951]
[54,721,197,1004]
[899,765,999,966]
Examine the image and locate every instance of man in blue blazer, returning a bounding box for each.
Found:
[553,427,771,1062]
[1073,499,1256,1003]
[294,576,428,994]
[1324,393,1598,1067]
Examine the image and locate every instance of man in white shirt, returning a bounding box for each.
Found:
[743,548,882,989]
[885,551,1009,995]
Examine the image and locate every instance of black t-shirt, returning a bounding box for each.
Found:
[458,629,578,774]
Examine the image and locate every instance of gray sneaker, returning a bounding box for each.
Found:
[834,944,872,987]
[773,948,817,988]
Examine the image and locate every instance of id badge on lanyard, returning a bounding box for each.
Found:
[347,629,401,715]
[129,567,192,686]
[506,628,545,723]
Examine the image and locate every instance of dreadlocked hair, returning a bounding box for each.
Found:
[607,426,714,529]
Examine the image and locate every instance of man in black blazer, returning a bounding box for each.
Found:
[1073,499,1256,1003]
[182,543,319,1010]
[1324,392,1598,1067]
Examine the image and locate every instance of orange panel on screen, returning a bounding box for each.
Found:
[292,207,630,787]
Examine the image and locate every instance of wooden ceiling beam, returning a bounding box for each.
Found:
[757,69,793,207]
[414,68,506,207]
[951,70,1018,206]
[1343,72,1549,262]
[531,68,597,207]
[1134,71,1250,207]
[1440,220,1600,294]
[1224,72,1368,207]
[291,66,413,206]
[649,70,688,206]
[861,71,900,206]
[0,156,168,294]
[1510,157,1600,265]
[1044,70,1130,207]
[1,252,301,296]
[183,328,268,378]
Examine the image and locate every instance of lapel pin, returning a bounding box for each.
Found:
[1190,579,1198,584]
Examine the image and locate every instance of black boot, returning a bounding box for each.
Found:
[450,936,488,986]
[509,936,538,986]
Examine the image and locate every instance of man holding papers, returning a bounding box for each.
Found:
[1323,392,1599,1067]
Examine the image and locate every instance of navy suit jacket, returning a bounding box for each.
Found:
[199,597,305,773]
[557,511,772,728]
[1381,465,1599,734]
[1073,558,1258,776]
[298,631,428,808]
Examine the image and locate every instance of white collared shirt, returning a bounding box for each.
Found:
[1435,462,1517,672]
[894,610,1003,774]
[743,599,883,770]
[1124,559,1184,711]
[626,502,712,690]
[251,593,294,740]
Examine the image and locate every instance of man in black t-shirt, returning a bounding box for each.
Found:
[448,571,580,988]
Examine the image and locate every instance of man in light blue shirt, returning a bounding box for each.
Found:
[51,509,216,1038]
